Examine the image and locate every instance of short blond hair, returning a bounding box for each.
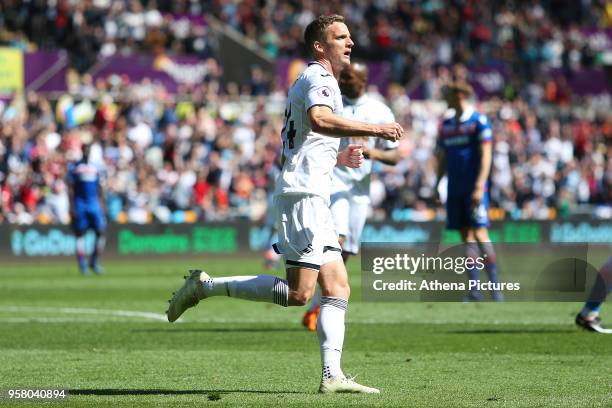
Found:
[304,15,345,56]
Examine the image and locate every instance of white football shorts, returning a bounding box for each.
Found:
[273,194,342,270]
[330,191,369,255]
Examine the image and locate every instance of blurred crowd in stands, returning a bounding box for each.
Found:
[0,0,215,72]
[1,73,609,225]
[0,0,610,224]
[3,1,611,79]
[213,0,612,84]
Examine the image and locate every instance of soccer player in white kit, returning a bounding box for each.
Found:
[302,62,400,331]
[166,15,403,393]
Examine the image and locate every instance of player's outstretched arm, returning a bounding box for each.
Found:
[308,106,403,141]
[337,143,364,168]
[363,147,400,165]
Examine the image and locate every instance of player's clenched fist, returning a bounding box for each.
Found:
[377,123,404,142]
[337,143,364,168]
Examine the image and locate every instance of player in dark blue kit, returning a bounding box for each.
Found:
[67,144,106,275]
[435,81,502,301]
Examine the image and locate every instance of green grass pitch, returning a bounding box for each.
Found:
[0,257,610,407]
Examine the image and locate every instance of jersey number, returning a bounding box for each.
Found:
[282,107,296,149]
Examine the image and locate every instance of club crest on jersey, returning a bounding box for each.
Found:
[317,87,331,98]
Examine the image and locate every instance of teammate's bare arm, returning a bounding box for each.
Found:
[473,141,492,205]
[362,146,399,165]
[435,148,446,189]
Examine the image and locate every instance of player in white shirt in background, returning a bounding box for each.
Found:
[302,62,400,331]
[166,15,403,393]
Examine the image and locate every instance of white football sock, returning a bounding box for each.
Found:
[317,296,347,379]
[201,275,288,307]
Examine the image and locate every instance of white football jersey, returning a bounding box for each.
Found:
[333,94,399,203]
[274,62,343,202]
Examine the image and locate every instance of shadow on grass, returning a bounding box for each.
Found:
[444,328,574,334]
[132,327,303,333]
[69,389,304,396]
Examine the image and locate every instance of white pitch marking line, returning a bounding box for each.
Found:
[0,306,169,322]
[0,317,134,323]
[0,307,566,325]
